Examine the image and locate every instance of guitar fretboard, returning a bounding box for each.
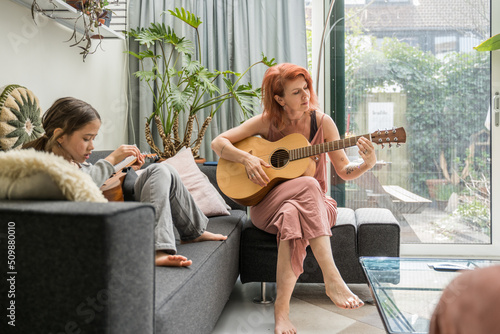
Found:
[113,155,136,173]
[289,134,371,161]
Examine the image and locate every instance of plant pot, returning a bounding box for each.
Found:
[436,200,448,211]
[102,10,112,27]
[66,0,86,11]
[425,179,449,200]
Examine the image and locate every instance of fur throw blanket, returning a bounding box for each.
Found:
[0,149,107,202]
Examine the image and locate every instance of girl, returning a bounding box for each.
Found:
[24,97,227,267]
[212,63,376,334]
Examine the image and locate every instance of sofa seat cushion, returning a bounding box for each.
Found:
[355,208,400,257]
[154,210,246,334]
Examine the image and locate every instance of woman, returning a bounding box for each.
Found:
[211,63,376,334]
[24,97,227,267]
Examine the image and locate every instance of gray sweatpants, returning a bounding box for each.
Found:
[134,163,208,254]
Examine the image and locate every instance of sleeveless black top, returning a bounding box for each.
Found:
[310,110,318,141]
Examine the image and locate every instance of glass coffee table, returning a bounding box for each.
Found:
[359,257,500,334]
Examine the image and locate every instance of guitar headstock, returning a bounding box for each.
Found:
[370,127,406,148]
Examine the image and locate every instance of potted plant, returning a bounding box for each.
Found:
[30,0,117,61]
[127,8,276,159]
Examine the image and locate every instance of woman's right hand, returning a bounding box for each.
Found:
[244,154,271,187]
[105,145,144,167]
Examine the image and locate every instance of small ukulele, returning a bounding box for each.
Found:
[100,153,158,202]
[216,127,406,206]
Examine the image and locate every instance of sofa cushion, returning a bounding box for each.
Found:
[160,147,230,217]
[356,208,400,257]
[198,164,247,211]
[154,210,246,334]
[0,84,43,151]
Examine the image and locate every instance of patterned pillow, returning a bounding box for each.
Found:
[0,85,44,151]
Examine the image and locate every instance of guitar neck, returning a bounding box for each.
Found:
[289,134,372,161]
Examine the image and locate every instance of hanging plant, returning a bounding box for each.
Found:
[30,0,117,61]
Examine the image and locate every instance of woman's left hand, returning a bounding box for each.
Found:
[357,137,376,169]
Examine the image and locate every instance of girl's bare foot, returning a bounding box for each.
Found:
[181,231,227,244]
[155,251,192,267]
[275,306,297,334]
[325,279,364,309]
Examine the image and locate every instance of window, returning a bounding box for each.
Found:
[318,0,498,255]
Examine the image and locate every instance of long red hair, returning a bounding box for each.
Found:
[262,63,319,127]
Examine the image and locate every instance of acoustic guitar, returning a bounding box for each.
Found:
[216,127,406,206]
[100,153,158,202]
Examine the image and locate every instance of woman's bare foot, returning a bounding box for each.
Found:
[325,278,364,309]
[275,306,297,334]
[181,231,227,244]
[155,251,192,267]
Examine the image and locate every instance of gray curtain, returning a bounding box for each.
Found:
[127,0,307,161]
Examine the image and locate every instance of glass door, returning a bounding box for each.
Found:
[322,0,498,255]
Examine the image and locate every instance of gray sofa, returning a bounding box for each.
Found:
[0,156,400,333]
[0,158,246,334]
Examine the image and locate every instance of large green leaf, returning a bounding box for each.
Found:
[474,33,500,52]
[183,55,202,75]
[167,8,202,29]
[192,68,219,94]
[224,78,260,118]
[126,50,157,60]
[261,52,277,67]
[134,70,156,82]
[167,85,195,113]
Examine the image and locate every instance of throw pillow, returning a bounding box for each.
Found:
[0,149,107,202]
[162,147,230,217]
[0,85,44,151]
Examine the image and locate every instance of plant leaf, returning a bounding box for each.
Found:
[474,33,500,52]
[192,67,219,95]
[134,70,156,82]
[261,52,277,67]
[224,78,260,118]
[168,7,202,29]
[168,84,195,113]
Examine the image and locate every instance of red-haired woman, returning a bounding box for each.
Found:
[212,63,376,334]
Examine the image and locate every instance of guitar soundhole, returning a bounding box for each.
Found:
[270,149,289,169]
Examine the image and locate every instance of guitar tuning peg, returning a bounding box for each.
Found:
[388,143,392,148]
[396,143,401,148]
[381,143,385,149]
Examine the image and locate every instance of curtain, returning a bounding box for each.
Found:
[127,0,307,160]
